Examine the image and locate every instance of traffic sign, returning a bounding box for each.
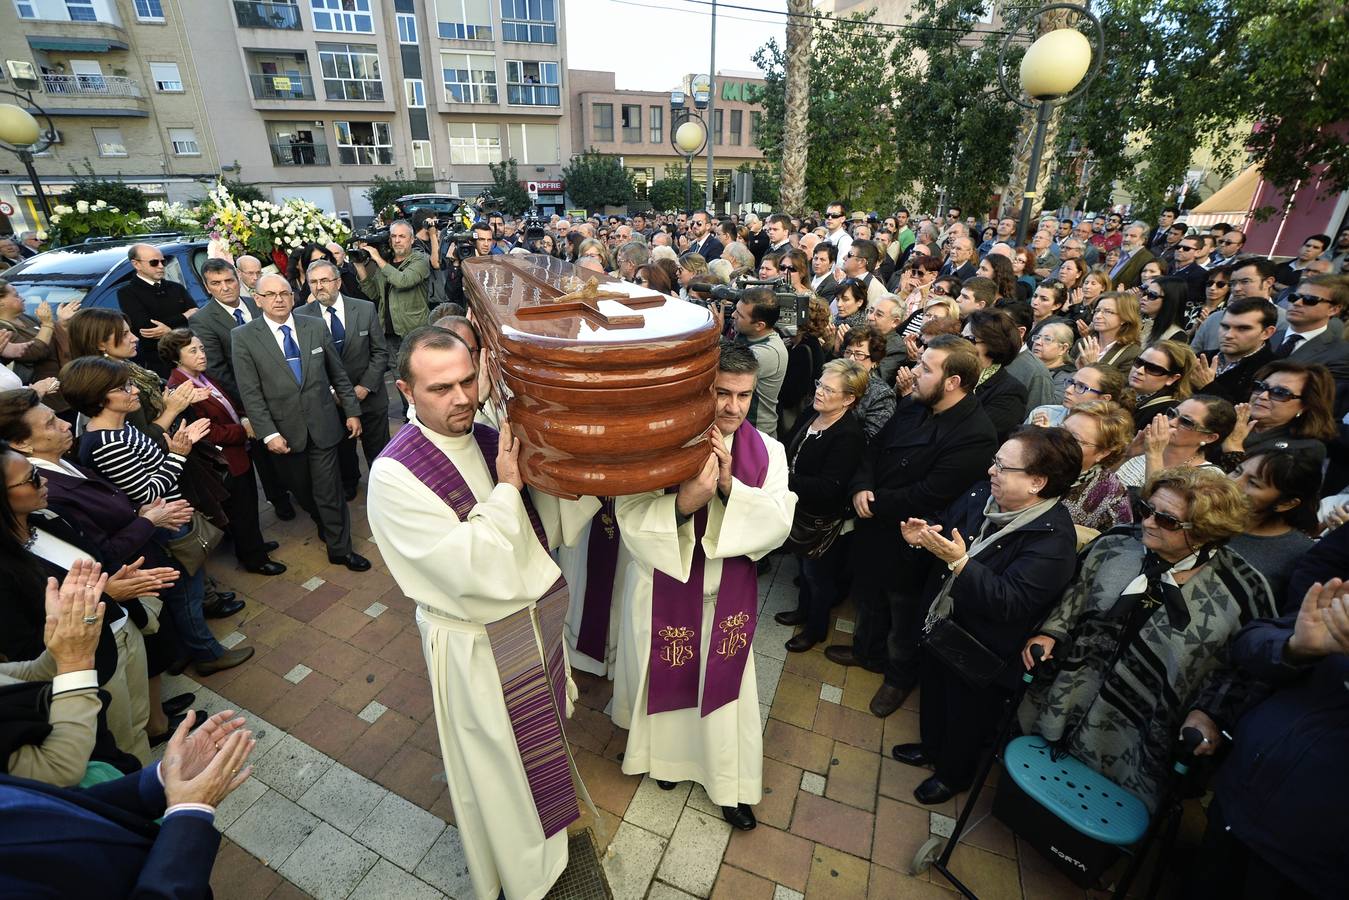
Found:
[0,201,14,217]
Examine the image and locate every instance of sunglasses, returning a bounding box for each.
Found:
[1251,380,1302,402]
[930,287,949,296]
[780,265,796,273]
[1134,498,1193,531]
[6,466,42,490]
[1287,292,1330,306]
[1164,407,1211,432]
[1143,290,1165,300]
[827,212,845,219]
[1132,357,1174,377]
[139,258,165,267]
[1178,244,1200,252]
[1219,238,1242,245]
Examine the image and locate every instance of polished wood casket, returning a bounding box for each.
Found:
[462,254,721,497]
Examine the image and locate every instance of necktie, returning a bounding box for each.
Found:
[279,324,302,384]
[326,306,346,351]
[1274,333,1302,358]
[233,308,245,327]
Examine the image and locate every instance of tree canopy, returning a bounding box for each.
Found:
[488,158,532,216]
[561,150,635,212]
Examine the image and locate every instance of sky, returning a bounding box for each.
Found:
[566,0,786,90]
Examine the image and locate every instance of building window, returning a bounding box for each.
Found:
[504,60,558,106]
[507,122,558,164]
[312,0,373,33]
[334,120,393,164]
[319,43,383,101]
[447,122,501,165]
[14,2,36,19]
[712,109,723,146]
[404,78,425,107]
[620,104,640,143]
[412,139,433,168]
[632,166,655,199]
[169,128,200,155]
[65,0,97,21]
[441,52,496,103]
[93,127,127,157]
[501,0,556,43]
[729,109,742,146]
[149,62,183,92]
[649,106,662,144]
[437,0,493,40]
[396,12,417,43]
[134,0,164,20]
[592,102,613,142]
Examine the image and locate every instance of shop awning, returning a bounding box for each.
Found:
[27,36,129,52]
[1192,165,1260,215]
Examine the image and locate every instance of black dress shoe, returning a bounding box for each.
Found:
[329,552,371,572]
[262,540,280,553]
[891,743,932,768]
[721,804,757,830]
[203,597,245,619]
[162,692,195,717]
[344,484,359,501]
[869,683,911,718]
[244,560,288,576]
[913,775,958,806]
[207,590,237,605]
[824,645,860,667]
[774,608,808,626]
[785,633,820,653]
[149,710,208,747]
[273,501,296,521]
[656,780,678,791]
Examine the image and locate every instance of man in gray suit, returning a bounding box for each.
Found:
[296,259,391,500]
[1270,275,1349,402]
[233,273,370,572]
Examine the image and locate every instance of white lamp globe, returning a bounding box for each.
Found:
[674,120,705,155]
[1019,28,1092,100]
[0,104,41,147]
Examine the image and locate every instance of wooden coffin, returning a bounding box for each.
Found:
[462,254,721,497]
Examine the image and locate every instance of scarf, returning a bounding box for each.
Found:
[975,364,1002,389]
[175,369,240,424]
[121,359,165,419]
[1110,547,1204,636]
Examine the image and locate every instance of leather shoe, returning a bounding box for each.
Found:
[149,710,207,747]
[192,646,254,676]
[774,608,808,626]
[824,644,860,667]
[891,743,932,768]
[785,633,820,653]
[344,484,359,501]
[913,775,958,806]
[207,589,236,605]
[262,540,280,553]
[203,597,246,619]
[721,804,757,830]
[272,500,296,521]
[329,552,371,572]
[245,560,288,576]
[656,780,678,791]
[869,683,911,718]
[162,692,195,717]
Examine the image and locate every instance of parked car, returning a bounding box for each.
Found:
[0,236,211,316]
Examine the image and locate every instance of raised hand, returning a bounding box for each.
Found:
[44,560,108,675]
[34,301,53,325]
[57,299,82,323]
[1224,402,1255,452]
[161,712,256,808]
[1191,353,1219,389]
[900,517,929,546]
[105,557,179,601]
[1142,413,1172,458]
[894,365,917,397]
[1075,335,1101,366]
[1287,579,1349,661]
[709,428,732,497]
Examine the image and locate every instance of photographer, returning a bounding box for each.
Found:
[412,212,449,306]
[354,220,430,401]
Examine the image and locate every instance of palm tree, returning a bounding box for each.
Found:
[779,0,812,213]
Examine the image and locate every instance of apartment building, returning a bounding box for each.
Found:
[1,0,573,230]
[570,69,766,212]
[0,0,218,230]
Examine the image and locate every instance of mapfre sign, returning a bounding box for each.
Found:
[522,180,564,193]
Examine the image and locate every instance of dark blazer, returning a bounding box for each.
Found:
[691,235,724,262]
[1110,247,1157,289]
[784,409,865,517]
[166,369,251,476]
[39,463,157,570]
[296,295,389,414]
[941,260,977,281]
[922,482,1077,689]
[1133,391,1179,431]
[1269,326,1349,383]
[1171,261,1209,311]
[746,230,771,266]
[232,313,360,452]
[117,278,197,378]
[188,296,261,400]
[813,274,840,302]
[0,765,219,900]
[1206,345,1275,405]
[972,366,1028,443]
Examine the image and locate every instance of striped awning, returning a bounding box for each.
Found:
[27,36,129,52]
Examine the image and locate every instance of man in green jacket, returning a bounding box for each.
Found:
[354,219,430,411]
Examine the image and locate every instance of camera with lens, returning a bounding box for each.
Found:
[685,276,812,335]
[346,227,391,264]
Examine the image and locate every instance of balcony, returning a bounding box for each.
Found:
[233,0,302,30]
[270,142,330,166]
[324,79,384,102]
[249,73,316,101]
[41,74,142,98]
[506,84,559,106]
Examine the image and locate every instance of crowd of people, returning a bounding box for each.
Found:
[0,202,1346,900]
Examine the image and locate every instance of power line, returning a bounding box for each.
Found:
[670,0,1035,38]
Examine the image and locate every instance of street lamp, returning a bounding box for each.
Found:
[997,3,1103,248]
[0,85,59,224]
[670,91,708,215]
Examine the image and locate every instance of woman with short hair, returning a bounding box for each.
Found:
[1059,400,1135,534]
[1031,322,1077,403]
[963,310,1029,441]
[839,326,896,440]
[1026,362,1130,427]
[1222,361,1337,467]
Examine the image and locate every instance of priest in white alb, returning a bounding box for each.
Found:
[558,498,628,684]
[366,326,599,900]
[613,341,797,830]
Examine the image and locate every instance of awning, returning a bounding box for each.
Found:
[27,36,129,52]
[1191,165,1260,214]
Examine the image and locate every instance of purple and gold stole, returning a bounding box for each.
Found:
[648,419,768,717]
[575,498,620,662]
[380,421,578,838]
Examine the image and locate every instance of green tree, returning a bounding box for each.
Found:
[364,169,434,218]
[62,165,150,216]
[488,158,532,215]
[560,149,635,211]
[220,178,266,204]
[646,177,688,213]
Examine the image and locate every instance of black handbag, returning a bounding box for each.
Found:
[783,510,845,559]
[921,616,1006,689]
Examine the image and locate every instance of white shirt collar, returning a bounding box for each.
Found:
[136,274,160,287]
[31,456,86,479]
[316,295,346,321]
[214,297,248,319]
[1287,323,1327,343]
[264,314,297,338]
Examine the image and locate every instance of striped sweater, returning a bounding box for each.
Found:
[77,426,185,504]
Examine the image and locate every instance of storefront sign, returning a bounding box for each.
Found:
[522,180,564,193]
[720,80,764,103]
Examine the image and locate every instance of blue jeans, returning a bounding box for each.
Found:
[158,524,225,662]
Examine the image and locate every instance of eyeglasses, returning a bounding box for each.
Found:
[814,379,841,396]
[138,258,165,267]
[1219,238,1242,245]
[255,290,294,300]
[1134,498,1193,532]
[843,349,870,361]
[1287,292,1330,306]
[930,287,949,297]
[1251,380,1302,402]
[1164,407,1212,432]
[1065,379,1105,395]
[990,459,1028,474]
[1132,357,1174,378]
[114,380,137,395]
[6,466,42,490]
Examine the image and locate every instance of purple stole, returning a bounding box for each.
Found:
[379,421,579,838]
[576,498,620,662]
[648,419,769,717]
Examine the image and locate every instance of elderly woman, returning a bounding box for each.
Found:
[891,427,1082,803]
[1059,400,1135,535]
[839,326,896,440]
[1077,291,1143,374]
[160,329,284,578]
[1227,449,1319,607]
[0,278,76,410]
[1031,322,1078,403]
[575,237,612,273]
[962,309,1029,441]
[777,359,868,652]
[1222,361,1337,467]
[1128,339,1197,430]
[1026,362,1129,428]
[721,241,756,280]
[1019,467,1278,812]
[1116,394,1235,488]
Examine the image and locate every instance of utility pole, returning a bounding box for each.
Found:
[705,0,717,212]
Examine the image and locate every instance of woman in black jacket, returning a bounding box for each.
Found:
[777,359,868,652]
[890,426,1081,804]
[963,309,1029,442]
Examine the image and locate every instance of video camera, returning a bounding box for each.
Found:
[346,227,391,264]
[685,276,813,334]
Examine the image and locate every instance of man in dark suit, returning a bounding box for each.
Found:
[824,335,998,716]
[233,273,370,572]
[1147,206,1179,253]
[1270,275,1349,406]
[810,243,839,304]
[1109,222,1157,289]
[1193,297,1279,403]
[0,710,256,899]
[296,259,391,500]
[938,235,978,282]
[117,243,199,377]
[686,211,724,262]
[1170,237,1210,310]
[189,258,294,521]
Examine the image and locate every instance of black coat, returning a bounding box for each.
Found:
[973,366,1028,443]
[921,482,1078,689]
[117,278,197,378]
[1206,345,1274,405]
[785,409,865,517]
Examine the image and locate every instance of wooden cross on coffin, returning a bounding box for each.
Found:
[513,276,665,329]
